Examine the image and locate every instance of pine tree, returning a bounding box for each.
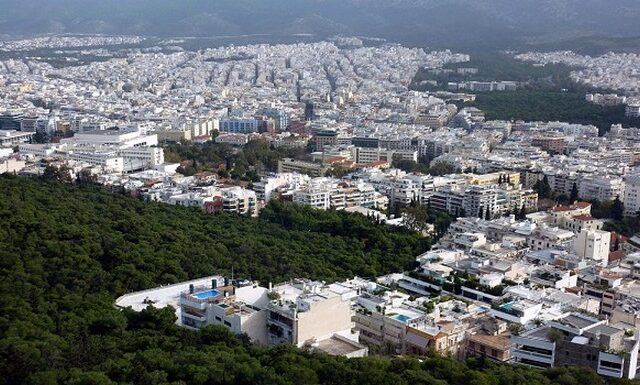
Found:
[519,205,527,220]
[534,176,552,199]
[485,207,491,221]
[612,195,624,221]
[478,206,484,219]
[570,182,579,203]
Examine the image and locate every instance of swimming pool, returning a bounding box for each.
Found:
[392,314,412,323]
[192,289,221,299]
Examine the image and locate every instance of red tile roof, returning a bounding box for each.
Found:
[549,201,592,212]
[572,215,595,221]
[608,250,625,262]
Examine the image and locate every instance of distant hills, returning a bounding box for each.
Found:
[1,0,639,50]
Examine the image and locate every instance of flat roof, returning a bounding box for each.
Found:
[587,324,621,337]
[556,314,600,330]
[115,275,222,311]
[468,333,511,351]
[315,336,366,356]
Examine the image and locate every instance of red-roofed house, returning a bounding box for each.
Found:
[549,202,603,233]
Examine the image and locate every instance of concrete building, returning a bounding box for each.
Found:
[61,128,158,148]
[179,278,270,345]
[626,104,640,118]
[512,313,640,380]
[527,227,575,251]
[624,174,640,218]
[278,158,330,177]
[221,187,258,216]
[0,130,33,147]
[266,280,364,354]
[220,117,259,134]
[574,229,611,265]
[0,157,26,173]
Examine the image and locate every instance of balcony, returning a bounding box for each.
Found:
[512,348,554,365]
[182,310,207,323]
[597,365,623,378]
[179,295,210,310]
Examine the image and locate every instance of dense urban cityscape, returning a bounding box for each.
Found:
[2,17,640,385]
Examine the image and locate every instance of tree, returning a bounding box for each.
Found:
[478,206,484,219]
[547,329,565,343]
[392,159,420,173]
[519,205,527,220]
[403,204,430,233]
[509,324,524,336]
[612,195,624,221]
[534,175,552,199]
[42,164,73,184]
[3,175,629,385]
[485,207,491,221]
[570,182,579,203]
[33,131,49,144]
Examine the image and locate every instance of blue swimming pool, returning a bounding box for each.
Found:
[392,314,412,323]
[192,289,221,299]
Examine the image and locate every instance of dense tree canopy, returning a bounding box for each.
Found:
[1,175,638,384]
[163,139,308,181]
[411,52,640,135]
[467,91,640,135]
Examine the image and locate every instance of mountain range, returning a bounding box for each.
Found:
[0,0,639,49]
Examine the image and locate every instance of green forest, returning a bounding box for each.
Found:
[411,53,574,87]
[163,139,308,180]
[410,52,640,134]
[1,175,638,385]
[468,91,640,135]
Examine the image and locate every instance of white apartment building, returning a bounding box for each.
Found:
[168,193,214,208]
[18,143,57,158]
[464,185,499,218]
[179,279,270,345]
[625,104,640,118]
[528,227,575,251]
[574,229,611,266]
[221,187,258,216]
[64,151,124,173]
[266,281,364,356]
[579,175,625,203]
[118,146,165,168]
[350,147,417,165]
[254,173,311,202]
[624,174,640,218]
[61,128,158,148]
[0,130,33,147]
[293,186,331,209]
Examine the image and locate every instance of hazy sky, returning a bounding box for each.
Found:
[0,0,638,49]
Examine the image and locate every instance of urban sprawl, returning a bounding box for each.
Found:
[2,35,640,380]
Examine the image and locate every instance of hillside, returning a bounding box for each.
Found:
[2,175,640,384]
[1,0,639,50]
